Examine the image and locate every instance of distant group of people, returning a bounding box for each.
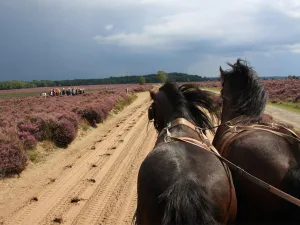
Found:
[49,87,85,96]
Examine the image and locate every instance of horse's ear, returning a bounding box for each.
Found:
[149,90,156,100]
[219,66,224,75]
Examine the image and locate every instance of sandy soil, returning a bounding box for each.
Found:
[0,91,157,225]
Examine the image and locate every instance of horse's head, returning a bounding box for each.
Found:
[219,58,267,121]
[148,81,219,133]
[148,86,174,132]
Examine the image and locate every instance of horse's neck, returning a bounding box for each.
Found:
[221,104,239,122]
[213,125,228,146]
[213,105,238,146]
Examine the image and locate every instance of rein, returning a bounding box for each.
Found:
[160,117,300,208]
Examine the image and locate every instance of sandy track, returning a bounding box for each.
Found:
[0,92,157,225]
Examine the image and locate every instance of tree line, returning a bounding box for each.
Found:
[0,72,298,90]
[0,72,218,90]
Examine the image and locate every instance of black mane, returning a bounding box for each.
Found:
[159,81,219,133]
[221,59,268,118]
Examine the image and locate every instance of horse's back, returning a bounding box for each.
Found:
[223,129,300,222]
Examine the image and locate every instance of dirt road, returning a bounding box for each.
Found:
[0,92,157,225]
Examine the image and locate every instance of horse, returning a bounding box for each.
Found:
[134,81,237,225]
[213,59,300,224]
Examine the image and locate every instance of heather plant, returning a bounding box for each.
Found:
[261,79,300,102]
[27,113,59,141]
[0,84,154,176]
[130,84,155,92]
[56,112,79,130]
[0,141,27,176]
[76,106,105,127]
[17,121,41,149]
[52,118,77,147]
[0,127,20,145]
[18,131,37,150]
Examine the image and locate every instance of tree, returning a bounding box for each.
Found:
[139,76,145,85]
[157,70,168,83]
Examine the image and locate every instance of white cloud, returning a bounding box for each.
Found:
[270,0,300,18]
[105,24,114,31]
[92,0,300,53]
[286,43,300,53]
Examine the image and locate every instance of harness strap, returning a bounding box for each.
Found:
[217,121,300,157]
[159,118,220,155]
[170,136,220,156]
[158,117,300,207]
[228,124,300,142]
[256,122,299,138]
[169,135,300,208]
[158,118,200,138]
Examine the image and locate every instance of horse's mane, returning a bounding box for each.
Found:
[221,58,268,118]
[159,81,219,133]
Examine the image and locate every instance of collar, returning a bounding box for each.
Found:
[158,118,200,138]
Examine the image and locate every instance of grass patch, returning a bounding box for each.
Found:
[113,94,138,113]
[27,150,43,163]
[80,123,90,131]
[39,140,57,152]
[269,102,300,114]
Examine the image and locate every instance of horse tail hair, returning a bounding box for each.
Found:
[281,163,300,223]
[159,177,220,225]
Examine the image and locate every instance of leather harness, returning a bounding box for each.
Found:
[156,118,220,155]
[156,117,300,208]
[217,117,300,158]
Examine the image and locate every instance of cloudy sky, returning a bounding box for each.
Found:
[0,0,300,81]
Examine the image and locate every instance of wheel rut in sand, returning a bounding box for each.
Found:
[4,92,157,225]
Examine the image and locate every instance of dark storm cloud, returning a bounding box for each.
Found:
[0,0,300,81]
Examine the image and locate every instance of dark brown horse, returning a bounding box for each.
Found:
[213,59,300,224]
[134,82,237,225]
